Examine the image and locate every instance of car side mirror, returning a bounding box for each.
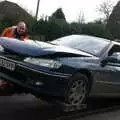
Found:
[101,56,118,67]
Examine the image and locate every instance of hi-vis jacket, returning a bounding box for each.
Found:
[1,26,29,40]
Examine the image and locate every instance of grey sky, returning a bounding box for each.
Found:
[5,0,120,22]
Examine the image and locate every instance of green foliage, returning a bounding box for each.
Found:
[31,17,112,41]
[81,23,106,38]
[70,22,82,34]
[0,16,19,33]
[0,14,111,41]
[32,18,71,41]
[51,8,66,20]
[107,1,120,40]
[0,2,112,41]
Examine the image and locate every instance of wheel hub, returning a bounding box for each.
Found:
[68,80,86,105]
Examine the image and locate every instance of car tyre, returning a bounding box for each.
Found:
[65,73,89,106]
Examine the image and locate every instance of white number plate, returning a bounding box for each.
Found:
[0,58,15,71]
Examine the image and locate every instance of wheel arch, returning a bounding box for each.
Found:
[77,69,93,92]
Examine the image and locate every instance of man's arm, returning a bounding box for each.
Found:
[1,28,11,37]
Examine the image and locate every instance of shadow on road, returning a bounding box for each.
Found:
[0,94,63,120]
[0,95,120,120]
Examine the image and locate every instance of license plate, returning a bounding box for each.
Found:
[0,58,15,71]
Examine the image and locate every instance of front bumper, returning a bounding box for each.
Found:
[0,60,71,97]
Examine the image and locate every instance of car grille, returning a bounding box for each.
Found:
[2,54,24,61]
[0,49,25,61]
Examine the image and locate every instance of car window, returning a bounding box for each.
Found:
[108,45,120,56]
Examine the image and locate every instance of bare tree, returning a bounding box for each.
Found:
[97,0,114,23]
[77,10,85,24]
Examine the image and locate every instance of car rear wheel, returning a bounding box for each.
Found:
[65,73,89,106]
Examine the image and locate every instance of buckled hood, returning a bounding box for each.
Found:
[0,37,93,57]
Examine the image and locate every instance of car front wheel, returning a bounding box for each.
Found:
[65,73,89,106]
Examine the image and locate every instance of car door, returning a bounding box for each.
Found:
[104,52,120,95]
[91,44,120,96]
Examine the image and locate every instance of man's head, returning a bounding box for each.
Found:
[16,21,26,34]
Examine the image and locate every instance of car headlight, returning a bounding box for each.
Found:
[24,58,62,69]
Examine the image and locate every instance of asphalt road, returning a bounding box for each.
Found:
[0,94,63,120]
[0,94,120,120]
[75,109,120,120]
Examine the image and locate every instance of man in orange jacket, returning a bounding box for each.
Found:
[1,21,29,40]
[0,21,29,94]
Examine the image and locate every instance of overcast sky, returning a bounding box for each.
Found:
[5,0,120,22]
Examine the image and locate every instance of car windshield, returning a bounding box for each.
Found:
[51,35,110,56]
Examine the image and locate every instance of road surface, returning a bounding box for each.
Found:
[75,109,120,120]
[0,94,61,120]
[0,94,120,120]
